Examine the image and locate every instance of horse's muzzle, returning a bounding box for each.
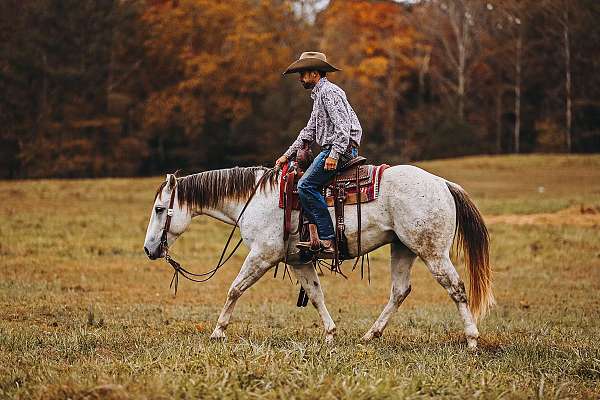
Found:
[144,245,162,260]
[144,246,155,260]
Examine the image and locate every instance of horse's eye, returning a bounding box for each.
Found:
[155,206,165,214]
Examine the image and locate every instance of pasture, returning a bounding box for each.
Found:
[1,155,599,399]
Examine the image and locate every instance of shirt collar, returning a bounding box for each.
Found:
[311,77,328,100]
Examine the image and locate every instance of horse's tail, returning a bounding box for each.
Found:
[446,182,495,321]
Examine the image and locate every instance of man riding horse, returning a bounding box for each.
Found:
[275,52,363,254]
[145,51,493,342]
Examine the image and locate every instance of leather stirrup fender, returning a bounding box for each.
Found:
[283,170,296,241]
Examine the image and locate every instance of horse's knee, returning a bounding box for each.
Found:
[432,271,468,304]
[449,281,468,304]
[436,276,468,304]
[227,286,243,300]
[391,284,411,306]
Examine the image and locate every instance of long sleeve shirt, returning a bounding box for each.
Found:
[284,77,362,160]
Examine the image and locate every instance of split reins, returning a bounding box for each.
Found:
[160,170,274,294]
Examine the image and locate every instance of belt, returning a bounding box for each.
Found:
[322,140,359,152]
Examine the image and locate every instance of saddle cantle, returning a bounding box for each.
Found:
[339,155,367,171]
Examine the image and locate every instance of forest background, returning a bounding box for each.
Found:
[1,0,599,179]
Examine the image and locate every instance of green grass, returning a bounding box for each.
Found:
[1,154,599,399]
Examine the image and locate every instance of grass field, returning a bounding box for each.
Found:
[1,155,599,399]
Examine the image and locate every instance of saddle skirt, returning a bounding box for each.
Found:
[278,162,389,211]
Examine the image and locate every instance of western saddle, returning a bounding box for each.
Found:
[279,142,389,271]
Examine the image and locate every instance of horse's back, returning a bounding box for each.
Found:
[379,164,454,204]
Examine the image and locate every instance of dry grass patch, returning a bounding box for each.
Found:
[1,155,599,399]
[486,204,600,227]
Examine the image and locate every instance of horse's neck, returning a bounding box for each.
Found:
[199,202,244,225]
[195,174,279,226]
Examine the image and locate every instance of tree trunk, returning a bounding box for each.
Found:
[385,55,397,147]
[418,48,431,107]
[563,7,572,153]
[496,87,503,154]
[457,16,467,120]
[37,52,48,140]
[514,27,522,154]
[107,1,115,116]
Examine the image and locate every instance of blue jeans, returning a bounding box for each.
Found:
[297,148,358,241]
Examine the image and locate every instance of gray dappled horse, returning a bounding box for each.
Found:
[144,165,494,347]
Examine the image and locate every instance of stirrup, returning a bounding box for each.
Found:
[297,241,335,254]
[318,242,335,254]
[296,241,315,250]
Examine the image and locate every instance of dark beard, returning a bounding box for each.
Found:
[302,81,315,90]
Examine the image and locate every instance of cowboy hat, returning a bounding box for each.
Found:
[282,51,341,75]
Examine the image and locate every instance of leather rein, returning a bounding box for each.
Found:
[159,171,273,294]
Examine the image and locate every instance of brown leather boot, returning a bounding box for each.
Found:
[297,240,335,254]
[319,240,335,254]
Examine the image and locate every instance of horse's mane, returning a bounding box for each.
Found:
[155,166,279,211]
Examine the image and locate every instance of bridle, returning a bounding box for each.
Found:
[158,171,273,294]
[159,175,178,257]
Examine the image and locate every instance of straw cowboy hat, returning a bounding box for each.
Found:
[282,51,341,75]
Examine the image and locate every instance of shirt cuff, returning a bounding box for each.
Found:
[284,148,295,158]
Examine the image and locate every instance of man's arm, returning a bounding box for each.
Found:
[276,110,316,168]
[322,90,351,161]
[283,114,316,159]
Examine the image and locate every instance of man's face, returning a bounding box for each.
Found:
[299,70,321,90]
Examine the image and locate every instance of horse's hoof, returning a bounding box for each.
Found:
[362,330,381,342]
[325,334,335,345]
[467,337,478,350]
[210,329,226,340]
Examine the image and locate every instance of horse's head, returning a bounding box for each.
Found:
[144,173,192,260]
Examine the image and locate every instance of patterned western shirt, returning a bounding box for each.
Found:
[284,77,362,161]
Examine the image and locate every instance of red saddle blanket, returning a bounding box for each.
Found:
[278,163,389,210]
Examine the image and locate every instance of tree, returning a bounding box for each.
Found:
[318,0,418,148]
[419,0,490,121]
[483,0,529,154]
[141,0,307,170]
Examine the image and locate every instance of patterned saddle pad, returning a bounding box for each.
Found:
[278,163,389,210]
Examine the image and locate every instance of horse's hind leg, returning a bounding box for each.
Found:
[290,263,336,344]
[363,241,416,342]
[424,255,479,348]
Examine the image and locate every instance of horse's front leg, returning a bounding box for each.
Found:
[290,263,336,344]
[210,249,275,340]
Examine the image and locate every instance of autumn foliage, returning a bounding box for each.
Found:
[1,0,599,178]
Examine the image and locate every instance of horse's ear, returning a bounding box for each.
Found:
[166,174,176,190]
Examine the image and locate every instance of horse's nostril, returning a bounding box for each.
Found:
[144,246,150,257]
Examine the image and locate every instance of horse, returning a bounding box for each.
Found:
[143,165,494,348]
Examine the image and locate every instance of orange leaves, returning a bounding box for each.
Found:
[143,89,206,138]
[182,55,219,80]
[358,57,390,78]
[141,0,300,134]
[319,1,420,137]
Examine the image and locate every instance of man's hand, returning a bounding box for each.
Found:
[274,155,288,169]
[324,157,337,171]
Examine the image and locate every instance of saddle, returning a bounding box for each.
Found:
[279,145,389,267]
